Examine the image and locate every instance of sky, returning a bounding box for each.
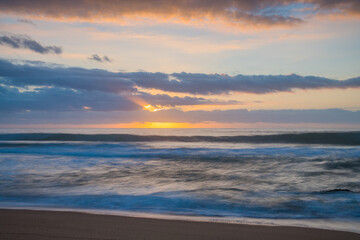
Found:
[0,0,359,128]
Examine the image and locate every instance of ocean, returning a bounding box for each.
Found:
[0,128,359,232]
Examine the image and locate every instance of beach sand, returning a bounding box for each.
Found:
[1,209,359,240]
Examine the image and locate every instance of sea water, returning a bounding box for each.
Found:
[0,128,359,232]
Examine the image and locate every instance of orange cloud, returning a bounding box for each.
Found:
[0,0,307,29]
[2,1,359,33]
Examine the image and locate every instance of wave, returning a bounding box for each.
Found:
[0,132,360,145]
[1,190,360,219]
[317,189,355,194]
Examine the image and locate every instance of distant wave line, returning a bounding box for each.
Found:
[0,132,359,145]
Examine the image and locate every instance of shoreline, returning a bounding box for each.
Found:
[1,209,360,240]
[2,206,360,234]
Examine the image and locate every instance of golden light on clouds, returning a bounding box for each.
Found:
[143,104,170,112]
[143,104,157,112]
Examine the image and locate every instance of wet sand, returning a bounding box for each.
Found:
[1,209,359,240]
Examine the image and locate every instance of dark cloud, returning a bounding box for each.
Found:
[131,73,360,95]
[88,54,112,63]
[0,60,241,113]
[0,59,358,126]
[0,59,135,93]
[0,85,140,112]
[17,18,36,25]
[140,93,241,107]
[102,56,111,62]
[1,59,360,96]
[0,89,238,114]
[0,86,240,114]
[310,0,360,15]
[0,34,62,54]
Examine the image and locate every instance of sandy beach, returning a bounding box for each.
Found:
[1,209,359,240]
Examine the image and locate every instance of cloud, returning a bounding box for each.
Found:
[0,0,305,27]
[311,0,360,16]
[131,73,360,95]
[0,108,359,125]
[0,1,359,29]
[152,108,360,124]
[0,60,241,113]
[0,86,240,114]
[88,54,112,63]
[0,59,135,93]
[0,33,62,54]
[17,18,36,25]
[0,58,358,125]
[139,93,241,107]
[1,59,360,96]
[0,85,140,112]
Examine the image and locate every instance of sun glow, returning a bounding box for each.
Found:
[109,121,246,128]
[143,104,156,111]
[143,104,170,112]
[140,122,192,128]
[109,122,196,128]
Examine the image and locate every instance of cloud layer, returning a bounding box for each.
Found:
[139,108,360,124]
[0,59,240,113]
[0,59,134,93]
[0,84,140,112]
[131,73,360,95]
[0,34,62,54]
[1,59,359,96]
[1,59,359,125]
[1,108,359,125]
[0,85,237,113]
[0,0,359,28]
